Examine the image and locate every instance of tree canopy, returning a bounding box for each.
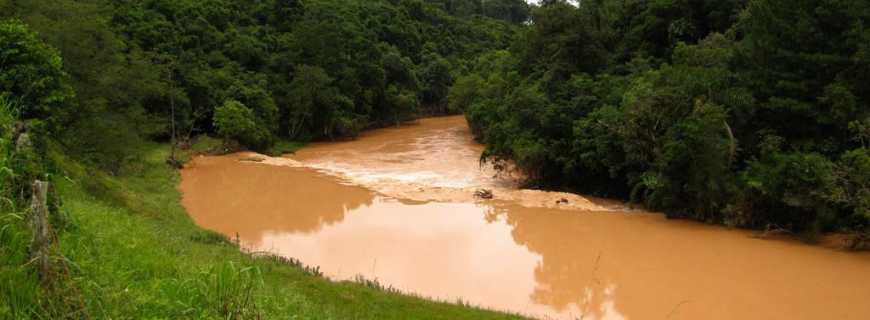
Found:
[0,19,74,123]
[457,0,870,235]
[1,0,518,160]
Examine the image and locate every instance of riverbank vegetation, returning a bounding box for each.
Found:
[455,0,870,239]
[2,0,521,161]
[1,135,520,318]
[0,0,528,318]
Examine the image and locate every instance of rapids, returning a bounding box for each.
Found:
[180,116,870,320]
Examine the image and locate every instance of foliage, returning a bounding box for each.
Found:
[418,50,454,112]
[1,0,518,154]
[833,148,870,233]
[213,99,271,150]
[0,97,12,197]
[0,19,74,124]
[286,65,357,139]
[425,0,530,24]
[0,60,69,320]
[739,152,838,231]
[457,0,870,235]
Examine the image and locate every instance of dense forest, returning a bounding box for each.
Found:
[1,0,521,170]
[455,0,870,236]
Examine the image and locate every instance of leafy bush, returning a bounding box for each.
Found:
[739,153,838,232]
[833,148,870,233]
[0,21,61,196]
[62,109,147,174]
[213,100,271,151]
[448,75,484,113]
[0,19,74,124]
[188,262,264,319]
[418,51,454,112]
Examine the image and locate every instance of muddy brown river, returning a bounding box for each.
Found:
[180,116,870,320]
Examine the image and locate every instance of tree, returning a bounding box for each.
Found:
[834,149,870,234]
[518,2,606,79]
[735,0,870,153]
[448,74,483,113]
[418,51,454,112]
[213,99,270,150]
[0,19,74,122]
[287,65,356,139]
[483,0,530,23]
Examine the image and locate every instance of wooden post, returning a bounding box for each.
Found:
[29,180,52,278]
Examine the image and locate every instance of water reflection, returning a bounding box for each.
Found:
[255,199,545,315]
[181,155,650,319]
[179,154,374,245]
[484,203,627,320]
[180,116,870,320]
[485,202,870,320]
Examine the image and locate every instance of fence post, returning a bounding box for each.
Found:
[29,180,52,278]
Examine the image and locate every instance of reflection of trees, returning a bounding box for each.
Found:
[181,156,374,245]
[483,203,627,320]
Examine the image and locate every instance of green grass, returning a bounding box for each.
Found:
[173,136,224,164]
[0,210,43,319]
[267,139,306,156]
[3,141,521,319]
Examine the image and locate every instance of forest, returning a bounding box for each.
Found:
[454,0,870,236]
[2,0,869,318]
[1,0,523,167]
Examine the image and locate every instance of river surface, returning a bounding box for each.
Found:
[180,116,870,320]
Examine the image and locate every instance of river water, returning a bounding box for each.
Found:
[180,116,870,320]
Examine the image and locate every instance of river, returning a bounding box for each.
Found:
[180,116,870,320]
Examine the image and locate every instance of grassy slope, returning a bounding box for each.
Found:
[46,141,520,319]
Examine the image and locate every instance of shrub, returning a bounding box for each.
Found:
[213,100,272,151]
[833,149,870,233]
[0,20,74,123]
[740,152,839,232]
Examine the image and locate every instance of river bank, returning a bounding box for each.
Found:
[181,116,870,320]
[4,140,520,319]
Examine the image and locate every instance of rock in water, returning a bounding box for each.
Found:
[474,189,494,200]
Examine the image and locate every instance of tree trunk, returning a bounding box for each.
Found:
[723,120,736,165]
[168,63,179,166]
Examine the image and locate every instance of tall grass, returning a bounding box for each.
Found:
[1,97,90,319]
[0,97,40,319]
[0,210,41,319]
[1,128,521,319]
[1,96,14,205]
[193,262,264,319]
